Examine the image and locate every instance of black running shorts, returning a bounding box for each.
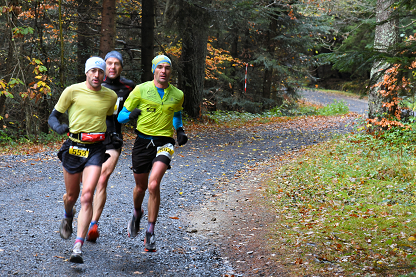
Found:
[132,136,176,174]
[58,139,108,174]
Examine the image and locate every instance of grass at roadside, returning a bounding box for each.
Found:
[267,130,416,276]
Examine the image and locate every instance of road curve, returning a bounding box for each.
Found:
[0,90,363,276]
[299,89,368,117]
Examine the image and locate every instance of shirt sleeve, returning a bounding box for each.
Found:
[124,86,141,111]
[173,111,183,130]
[117,107,131,124]
[54,87,73,113]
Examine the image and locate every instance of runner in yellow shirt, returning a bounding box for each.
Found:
[48,57,120,263]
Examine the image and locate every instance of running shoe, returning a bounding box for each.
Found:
[86,224,99,242]
[59,208,76,239]
[144,232,156,252]
[69,242,83,263]
[127,209,143,238]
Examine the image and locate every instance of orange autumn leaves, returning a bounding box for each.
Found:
[368,35,416,129]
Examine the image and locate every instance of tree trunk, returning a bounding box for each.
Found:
[141,0,154,82]
[58,0,66,86]
[230,28,238,96]
[76,0,94,82]
[99,0,117,58]
[178,0,211,119]
[24,98,32,137]
[262,18,277,99]
[34,1,50,134]
[368,0,398,119]
[0,0,18,129]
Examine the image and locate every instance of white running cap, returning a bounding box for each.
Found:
[85,56,106,74]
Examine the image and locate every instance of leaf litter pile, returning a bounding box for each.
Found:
[268,132,416,276]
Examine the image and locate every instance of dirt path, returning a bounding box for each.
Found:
[299,89,368,116]
[0,90,365,276]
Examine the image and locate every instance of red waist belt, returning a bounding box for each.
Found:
[68,132,106,142]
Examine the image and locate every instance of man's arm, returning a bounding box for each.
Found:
[107,114,123,148]
[173,111,188,146]
[117,107,141,124]
[48,109,69,135]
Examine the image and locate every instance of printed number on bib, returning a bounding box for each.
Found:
[69,146,89,158]
[156,143,174,160]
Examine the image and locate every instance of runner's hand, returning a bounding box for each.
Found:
[111,133,123,149]
[129,108,141,120]
[55,124,69,135]
[176,127,188,146]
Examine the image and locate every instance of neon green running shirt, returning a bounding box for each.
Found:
[124,81,184,137]
[54,82,117,135]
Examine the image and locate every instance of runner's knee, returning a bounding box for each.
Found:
[147,181,160,195]
[80,190,94,205]
[66,193,78,205]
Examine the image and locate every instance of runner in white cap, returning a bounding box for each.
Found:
[48,56,120,263]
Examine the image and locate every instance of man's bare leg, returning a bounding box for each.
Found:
[87,149,120,241]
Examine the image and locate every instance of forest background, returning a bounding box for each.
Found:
[0,0,415,140]
[3,1,416,275]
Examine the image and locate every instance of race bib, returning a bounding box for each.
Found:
[156,143,174,160]
[69,146,89,158]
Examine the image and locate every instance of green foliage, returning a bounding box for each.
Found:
[207,98,349,124]
[12,26,34,37]
[341,79,368,95]
[205,98,348,124]
[267,100,317,117]
[0,128,65,146]
[205,110,261,124]
[0,130,13,144]
[370,124,416,152]
[216,97,264,114]
[316,100,349,116]
[268,129,416,274]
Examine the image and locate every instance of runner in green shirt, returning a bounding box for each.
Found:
[118,54,188,252]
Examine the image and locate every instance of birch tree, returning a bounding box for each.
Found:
[368,0,398,120]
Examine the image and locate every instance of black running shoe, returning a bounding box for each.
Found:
[127,209,143,238]
[144,232,156,252]
[59,207,76,239]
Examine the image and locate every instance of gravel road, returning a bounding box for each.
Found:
[299,89,368,117]
[0,90,367,276]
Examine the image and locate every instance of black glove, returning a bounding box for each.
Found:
[176,127,188,146]
[55,123,69,135]
[110,132,124,149]
[129,108,141,120]
[48,109,69,135]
